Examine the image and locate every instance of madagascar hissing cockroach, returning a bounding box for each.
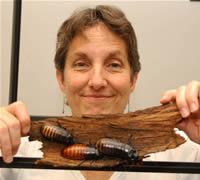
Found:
[96,138,138,161]
[62,144,102,160]
[40,123,73,145]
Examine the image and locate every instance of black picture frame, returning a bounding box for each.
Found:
[8,0,200,173]
[9,0,22,104]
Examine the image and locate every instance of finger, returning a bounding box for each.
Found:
[0,121,13,163]
[6,101,30,136]
[185,80,200,113]
[176,119,186,131]
[0,110,21,155]
[176,115,200,144]
[0,108,21,155]
[176,86,190,118]
[160,89,176,104]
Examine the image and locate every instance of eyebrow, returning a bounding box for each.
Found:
[106,50,126,59]
[71,52,88,59]
[70,50,126,60]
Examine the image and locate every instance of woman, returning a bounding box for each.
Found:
[0,5,199,180]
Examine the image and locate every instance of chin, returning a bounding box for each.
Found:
[82,108,119,116]
[84,111,105,115]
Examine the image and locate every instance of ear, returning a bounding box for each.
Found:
[130,72,138,93]
[56,70,66,93]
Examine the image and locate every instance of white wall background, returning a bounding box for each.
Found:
[1,1,200,117]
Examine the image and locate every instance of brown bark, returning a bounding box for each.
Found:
[29,103,186,168]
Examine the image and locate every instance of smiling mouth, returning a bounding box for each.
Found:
[82,95,114,100]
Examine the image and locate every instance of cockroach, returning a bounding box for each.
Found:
[62,144,102,160]
[40,123,73,145]
[96,138,138,161]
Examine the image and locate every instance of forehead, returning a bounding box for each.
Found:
[81,24,121,42]
[67,24,128,58]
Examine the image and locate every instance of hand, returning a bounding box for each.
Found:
[160,80,200,144]
[0,101,30,163]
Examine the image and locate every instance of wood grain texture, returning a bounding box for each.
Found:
[29,103,186,168]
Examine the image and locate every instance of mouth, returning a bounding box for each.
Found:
[82,95,114,101]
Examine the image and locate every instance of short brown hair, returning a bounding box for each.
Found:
[54,5,141,79]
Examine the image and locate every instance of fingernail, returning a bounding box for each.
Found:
[5,156,13,163]
[161,95,167,101]
[23,127,30,135]
[190,103,198,113]
[181,108,190,118]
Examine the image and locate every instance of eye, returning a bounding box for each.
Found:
[75,62,87,67]
[107,61,122,70]
[109,63,120,68]
[73,60,90,71]
[106,59,123,72]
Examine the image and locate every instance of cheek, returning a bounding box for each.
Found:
[64,72,88,94]
[110,75,132,95]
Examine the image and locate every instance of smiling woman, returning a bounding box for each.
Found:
[54,5,140,117]
[56,23,138,116]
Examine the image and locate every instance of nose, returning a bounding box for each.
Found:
[88,65,107,90]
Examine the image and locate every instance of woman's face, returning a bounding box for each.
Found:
[57,24,137,116]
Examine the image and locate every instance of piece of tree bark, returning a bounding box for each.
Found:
[29,103,186,168]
